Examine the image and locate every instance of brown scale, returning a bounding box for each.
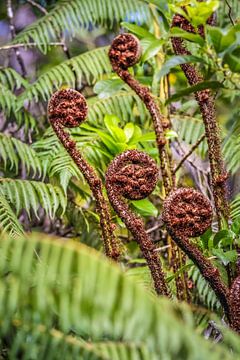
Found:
[162,188,233,324]
[171,12,229,226]
[229,276,240,332]
[106,150,170,296]
[48,89,121,260]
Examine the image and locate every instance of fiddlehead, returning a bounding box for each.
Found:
[171,11,229,225]
[48,88,121,260]
[109,34,173,195]
[106,149,170,296]
[162,188,230,320]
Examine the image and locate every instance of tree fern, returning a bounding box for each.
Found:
[11,0,152,53]
[0,195,24,238]
[0,233,238,359]
[0,179,66,220]
[0,133,43,177]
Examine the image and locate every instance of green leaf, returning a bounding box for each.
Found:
[166,81,224,104]
[212,248,238,266]
[170,27,205,46]
[142,39,164,62]
[104,115,127,143]
[223,46,240,73]
[123,123,135,142]
[231,216,240,235]
[121,22,155,39]
[156,55,205,80]
[213,230,234,247]
[94,79,124,99]
[131,198,158,217]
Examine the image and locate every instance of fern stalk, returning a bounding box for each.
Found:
[48,89,121,260]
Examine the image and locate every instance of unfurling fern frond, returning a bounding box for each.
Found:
[11,0,151,53]
[0,233,237,360]
[17,47,111,105]
[0,195,24,237]
[0,179,66,220]
[0,133,43,177]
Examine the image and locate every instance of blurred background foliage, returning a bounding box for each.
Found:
[0,0,240,358]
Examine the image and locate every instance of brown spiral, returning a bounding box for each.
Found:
[106,149,158,201]
[48,89,121,260]
[108,33,141,70]
[106,150,170,296]
[108,34,173,194]
[163,188,213,238]
[48,88,88,128]
[162,187,230,321]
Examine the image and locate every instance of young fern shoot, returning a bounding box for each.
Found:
[171,13,229,226]
[109,34,174,195]
[106,149,170,297]
[162,188,231,322]
[48,89,121,260]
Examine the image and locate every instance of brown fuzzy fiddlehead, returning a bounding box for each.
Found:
[163,188,230,320]
[106,149,170,296]
[109,34,173,195]
[48,89,121,260]
[171,12,229,225]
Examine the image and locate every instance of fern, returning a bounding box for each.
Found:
[17,47,111,106]
[0,67,27,91]
[0,133,43,177]
[223,121,240,175]
[0,179,66,220]
[0,84,36,128]
[0,233,238,359]
[11,0,151,53]
[230,194,240,220]
[0,195,24,238]
[88,91,149,125]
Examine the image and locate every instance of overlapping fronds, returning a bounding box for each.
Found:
[88,91,149,124]
[0,233,238,359]
[17,47,111,105]
[0,133,43,177]
[230,194,240,220]
[223,121,240,175]
[0,195,24,238]
[0,179,66,220]
[0,67,27,91]
[11,0,151,53]
[0,84,36,128]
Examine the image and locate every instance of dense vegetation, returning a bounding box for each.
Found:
[0,0,240,358]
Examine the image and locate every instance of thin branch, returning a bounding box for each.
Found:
[26,0,71,59]
[26,0,47,15]
[6,0,27,76]
[174,134,205,174]
[225,0,235,26]
[0,42,64,51]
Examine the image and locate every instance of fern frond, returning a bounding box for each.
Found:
[0,233,236,359]
[0,195,24,237]
[223,121,240,175]
[0,84,36,128]
[88,91,149,124]
[11,0,151,53]
[18,47,111,105]
[0,67,27,91]
[230,194,240,220]
[0,179,66,220]
[0,133,43,177]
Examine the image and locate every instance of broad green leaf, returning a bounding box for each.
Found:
[131,198,158,217]
[121,22,155,39]
[212,248,238,266]
[142,39,165,62]
[170,27,205,46]
[94,79,124,99]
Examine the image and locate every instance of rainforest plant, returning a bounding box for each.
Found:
[1,0,240,358]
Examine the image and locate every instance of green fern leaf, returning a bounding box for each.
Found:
[0,233,237,359]
[0,179,66,220]
[0,67,28,91]
[0,133,43,177]
[0,195,24,237]
[11,0,151,53]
